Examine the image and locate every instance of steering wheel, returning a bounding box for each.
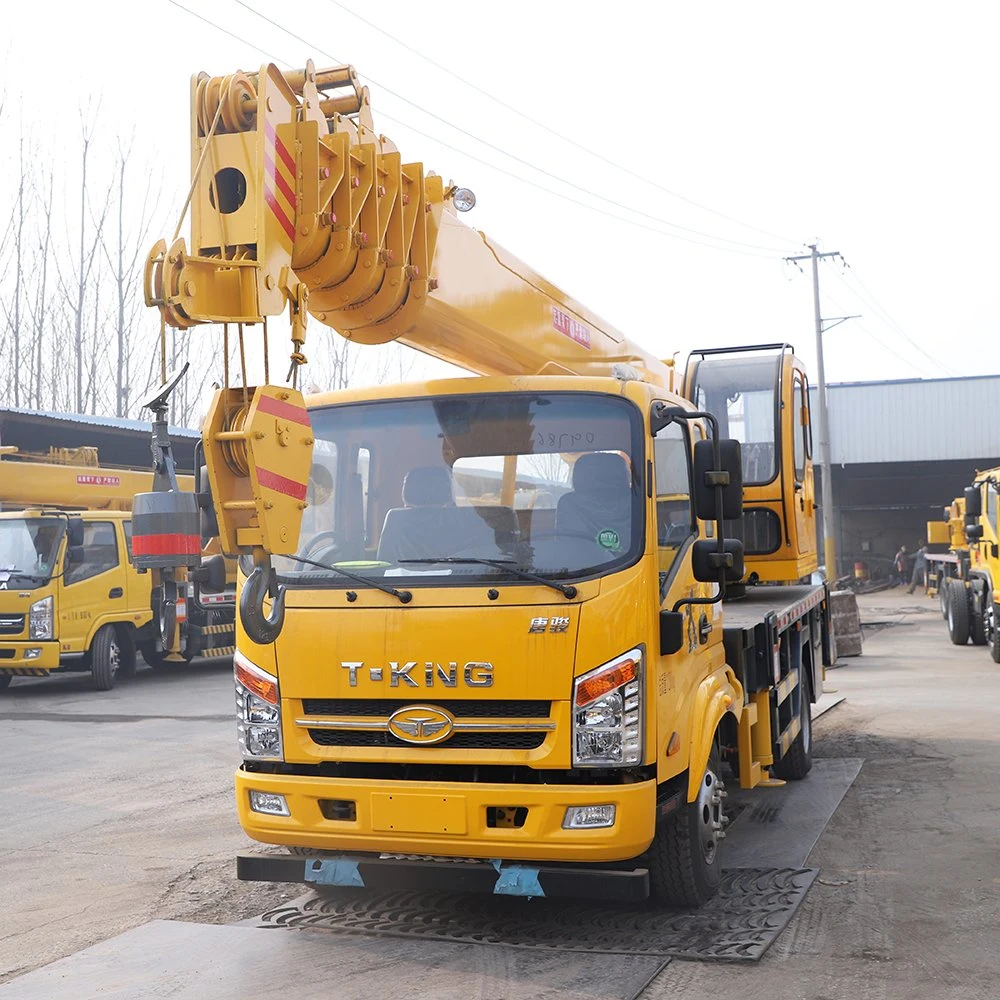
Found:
[293,530,342,570]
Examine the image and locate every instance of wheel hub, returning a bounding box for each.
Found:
[109,639,120,676]
[697,767,728,864]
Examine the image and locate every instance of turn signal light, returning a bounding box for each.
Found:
[234,651,278,705]
[575,656,639,706]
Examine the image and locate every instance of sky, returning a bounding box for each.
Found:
[2,0,997,391]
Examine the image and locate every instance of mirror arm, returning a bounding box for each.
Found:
[652,403,730,602]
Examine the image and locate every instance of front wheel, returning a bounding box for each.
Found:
[939,579,950,619]
[646,749,726,907]
[989,604,1000,664]
[970,588,989,646]
[91,625,125,691]
[947,584,970,645]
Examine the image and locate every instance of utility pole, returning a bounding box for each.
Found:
[785,244,859,583]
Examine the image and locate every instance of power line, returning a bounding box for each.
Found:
[169,1,786,258]
[823,256,960,376]
[231,0,793,255]
[320,0,799,248]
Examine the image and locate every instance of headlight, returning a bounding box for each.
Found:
[234,649,283,760]
[572,648,643,767]
[29,596,53,640]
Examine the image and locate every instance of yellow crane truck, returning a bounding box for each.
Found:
[943,471,1000,660]
[140,60,832,905]
[926,496,968,619]
[0,447,234,690]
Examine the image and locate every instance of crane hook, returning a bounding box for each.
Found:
[240,564,287,645]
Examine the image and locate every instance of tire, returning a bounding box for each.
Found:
[0,673,12,691]
[91,625,123,691]
[647,748,726,907]
[772,676,813,780]
[947,583,970,645]
[939,579,950,620]
[115,628,138,678]
[990,604,1000,664]
[970,586,988,646]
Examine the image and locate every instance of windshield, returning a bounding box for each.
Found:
[274,391,644,589]
[690,353,781,486]
[0,517,64,588]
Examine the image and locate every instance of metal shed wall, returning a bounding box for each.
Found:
[811,375,1000,465]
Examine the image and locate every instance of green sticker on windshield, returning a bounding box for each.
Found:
[597,529,621,551]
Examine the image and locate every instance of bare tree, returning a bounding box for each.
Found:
[0,131,29,406]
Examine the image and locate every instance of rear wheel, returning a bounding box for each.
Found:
[647,748,726,907]
[91,625,123,691]
[772,677,813,780]
[947,584,970,645]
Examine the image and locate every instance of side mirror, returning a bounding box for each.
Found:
[659,610,685,655]
[966,523,984,541]
[965,485,982,519]
[194,553,228,592]
[67,518,84,547]
[198,467,219,545]
[693,439,743,521]
[692,538,745,583]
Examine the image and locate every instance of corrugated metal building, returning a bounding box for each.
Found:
[811,375,1000,579]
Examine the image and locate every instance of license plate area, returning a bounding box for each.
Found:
[370,792,468,835]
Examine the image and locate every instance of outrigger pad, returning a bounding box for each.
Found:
[252,866,818,962]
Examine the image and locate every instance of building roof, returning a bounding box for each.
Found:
[811,375,1000,465]
[0,407,199,472]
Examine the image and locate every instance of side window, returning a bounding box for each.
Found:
[122,521,134,564]
[793,375,806,480]
[988,486,998,537]
[357,447,371,534]
[65,522,120,585]
[653,420,694,575]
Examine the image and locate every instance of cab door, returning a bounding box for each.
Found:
[58,521,123,654]
[792,369,816,561]
[651,417,725,781]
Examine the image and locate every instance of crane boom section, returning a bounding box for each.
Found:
[0,453,193,511]
[145,61,672,387]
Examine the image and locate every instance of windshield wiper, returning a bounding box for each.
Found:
[399,558,577,599]
[0,566,46,581]
[289,554,412,604]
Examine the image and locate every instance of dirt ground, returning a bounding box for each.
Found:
[2,587,998,998]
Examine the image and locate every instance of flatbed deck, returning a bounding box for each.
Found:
[721,583,827,633]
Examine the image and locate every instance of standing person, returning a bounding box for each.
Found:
[907,545,928,594]
[893,544,908,586]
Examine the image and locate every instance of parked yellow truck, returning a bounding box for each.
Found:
[0,448,234,689]
[943,471,1000,660]
[142,60,832,905]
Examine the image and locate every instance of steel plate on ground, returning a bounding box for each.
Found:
[254,866,818,962]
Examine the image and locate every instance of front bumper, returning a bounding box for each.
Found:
[236,768,657,863]
[0,641,60,673]
[237,851,649,901]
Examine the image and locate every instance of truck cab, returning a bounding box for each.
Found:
[0,509,153,690]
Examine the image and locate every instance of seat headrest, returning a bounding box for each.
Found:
[402,466,455,507]
[572,452,630,493]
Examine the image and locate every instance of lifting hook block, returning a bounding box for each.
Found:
[240,564,286,645]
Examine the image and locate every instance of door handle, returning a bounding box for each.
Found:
[108,587,123,599]
[698,613,712,644]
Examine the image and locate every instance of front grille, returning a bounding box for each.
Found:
[308,729,547,750]
[303,698,552,719]
[0,615,25,636]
